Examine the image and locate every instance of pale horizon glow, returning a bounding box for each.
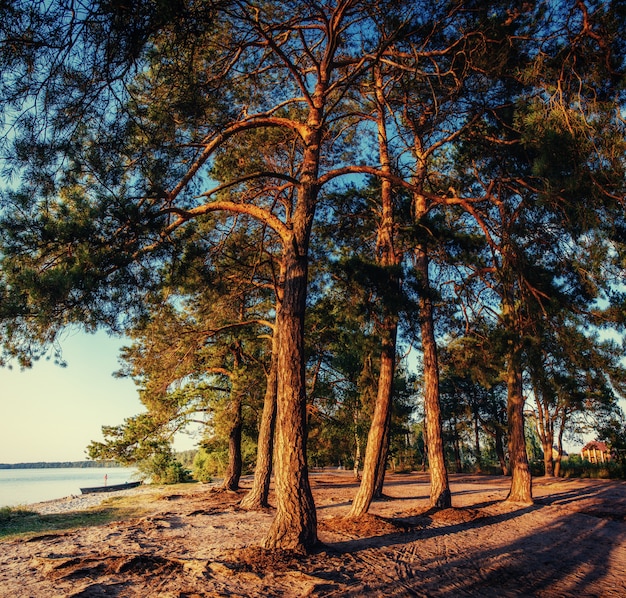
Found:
[0,329,199,464]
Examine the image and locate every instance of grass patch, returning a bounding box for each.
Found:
[0,494,152,541]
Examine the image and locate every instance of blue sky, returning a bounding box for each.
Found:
[0,329,198,464]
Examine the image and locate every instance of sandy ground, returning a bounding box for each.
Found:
[1,471,625,597]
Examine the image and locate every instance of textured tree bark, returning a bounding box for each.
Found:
[542,431,555,477]
[495,425,509,475]
[222,394,242,491]
[373,406,391,499]
[262,240,317,552]
[415,242,451,509]
[535,395,554,477]
[353,411,362,481]
[347,68,399,518]
[348,330,396,517]
[452,417,462,473]
[473,408,482,471]
[262,126,320,550]
[240,328,279,509]
[554,420,565,478]
[505,350,533,503]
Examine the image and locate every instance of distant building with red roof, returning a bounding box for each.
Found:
[581,441,611,464]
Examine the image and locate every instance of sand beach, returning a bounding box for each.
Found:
[1,472,625,596]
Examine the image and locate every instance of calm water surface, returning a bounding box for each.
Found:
[0,467,139,507]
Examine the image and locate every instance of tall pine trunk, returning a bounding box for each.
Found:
[222,393,243,491]
[262,242,316,550]
[495,425,509,475]
[262,129,320,550]
[554,414,566,477]
[373,406,392,498]
[347,67,399,518]
[415,239,451,508]
[534,391,555,477]
[348,326,397,517]
[505,346,533,503]
[474,407,482,471]
[240,326,279,509]
[500,249,532,502]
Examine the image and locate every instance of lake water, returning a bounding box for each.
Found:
[0,467,140,508]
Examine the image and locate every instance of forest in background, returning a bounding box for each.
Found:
[0,461,122,469]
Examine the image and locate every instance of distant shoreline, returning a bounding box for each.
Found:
[0,461,122,470]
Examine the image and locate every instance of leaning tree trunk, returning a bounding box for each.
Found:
[554,412,566,477]
[262,200,317,552]
[373,404,392,498]
[505,347,533,503]
[353,353,374,482]
[222,393,243,491]
[495,424,509,476]
[347,70,399,518]
[473,406,482,472]
[415,241,451,509]
[353,409,362,481]
[452,418,462,474]
[541,427,555,478]
[535,393,554,477]
[348,324,397,517]
[240,326,279,509]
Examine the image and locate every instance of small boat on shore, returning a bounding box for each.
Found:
[79,480,142,494]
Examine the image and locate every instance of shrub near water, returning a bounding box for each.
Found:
[138,451,193,484]
[0,506,36,523]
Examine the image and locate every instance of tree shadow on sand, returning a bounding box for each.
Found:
[303,501,626,597]
[534,479,626,521]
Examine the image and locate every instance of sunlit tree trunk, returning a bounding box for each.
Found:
[373,399,392,498]
[263,240,316,550]
[262,117,321,549]
[554,410,567,477]
[495,425,509,475]
[504,327,533,502]
[241,326,279,509]
[506,359,532,501]
[222,393,243,490]
[349,327,397,516]
[414,223,451,508]
[353,409,362,480]
[422,310,451,507]
[474,407,482,471]
[348,66,399,518]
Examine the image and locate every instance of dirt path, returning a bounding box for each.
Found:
[1,472,625,597]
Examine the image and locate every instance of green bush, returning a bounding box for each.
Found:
[530,461,545,476]
[193,447,222,482]
[138,451,193,484]
[193,436,257,482]
[0,506,36,523]
[559,457,625,479]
